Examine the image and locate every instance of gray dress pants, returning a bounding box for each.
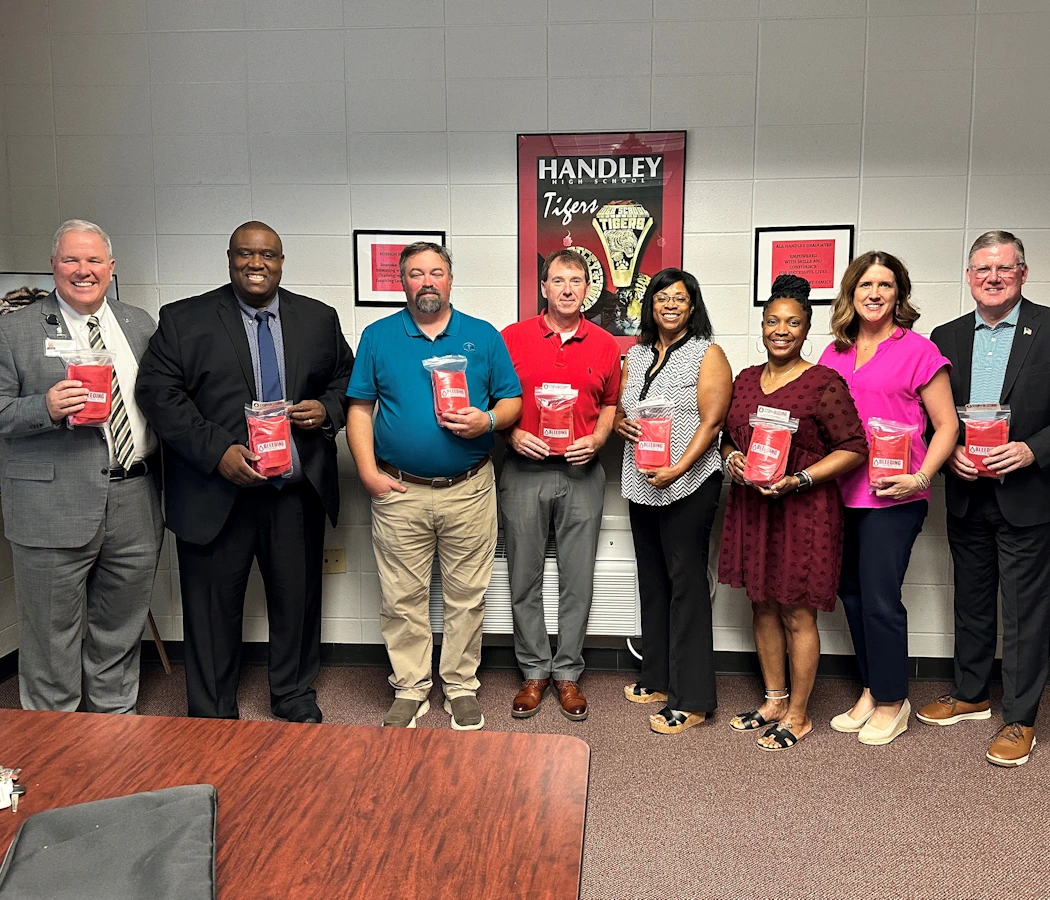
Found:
[13,475,163,713]
[499,452,605,681]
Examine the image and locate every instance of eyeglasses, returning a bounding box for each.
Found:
[654,293,689,305]
[970,264,1024,280]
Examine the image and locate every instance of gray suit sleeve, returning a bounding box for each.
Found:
[0,323,61,438]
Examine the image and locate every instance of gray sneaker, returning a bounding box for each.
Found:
[444,695,485,731]
[383,697,430,728]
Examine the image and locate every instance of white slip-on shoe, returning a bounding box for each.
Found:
[830,706,875,733]
[858,699,911,746]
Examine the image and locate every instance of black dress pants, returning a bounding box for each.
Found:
[176,481,326,719]
[947,479,1050,726]
[628,474,721,712]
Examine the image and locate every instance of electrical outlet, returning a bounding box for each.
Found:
[323,547,346,574]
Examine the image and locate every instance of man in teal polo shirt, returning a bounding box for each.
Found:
[918,231,1050,768]
[346,242,521,730]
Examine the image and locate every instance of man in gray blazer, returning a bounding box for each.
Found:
[0,219,163,713]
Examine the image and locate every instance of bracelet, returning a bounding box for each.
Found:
[486,410,497,433]
[914,471,931,491]
[793,470,814,493]
[723,450,742,473]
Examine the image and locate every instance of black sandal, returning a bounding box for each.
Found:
[624,683,669,704]
[650,706,705,735]
[729,688,788,732]
[729,709,774,732]
[756,722,810,752]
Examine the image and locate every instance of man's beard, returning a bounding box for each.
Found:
[415,290,443,314]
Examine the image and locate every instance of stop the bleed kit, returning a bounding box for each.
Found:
[634,396,674,470]
[743,406,799,489]
[62,349,113,427]
[423,355,470,422]
[245,400,293,478]
[959,403,1011,478]
[867,417,918,490]
[535,384,578,455]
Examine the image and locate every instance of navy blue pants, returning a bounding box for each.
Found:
[838,501,927,702]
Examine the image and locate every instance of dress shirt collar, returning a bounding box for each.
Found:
[235,291,280,320]
[974,301,1020,331]
[55,295,111,330]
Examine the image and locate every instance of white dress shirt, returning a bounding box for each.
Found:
[56,296,157,465]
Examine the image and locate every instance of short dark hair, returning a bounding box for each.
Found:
[637,268,713,346]
[399,242,452,281]
[540,248,589,284]
[762,273,812,327]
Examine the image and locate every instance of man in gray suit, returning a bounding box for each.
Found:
[0,219,163,713]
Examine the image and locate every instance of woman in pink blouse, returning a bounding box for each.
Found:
[819,251,958,746]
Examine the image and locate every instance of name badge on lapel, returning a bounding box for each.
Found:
[44,338,77,357]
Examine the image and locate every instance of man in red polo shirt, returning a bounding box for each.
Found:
[500,249,621,720]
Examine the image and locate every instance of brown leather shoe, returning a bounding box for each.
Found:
[511,678,550,718]
[987,723,1036,767]
[916,694,991,726]
[554,680,589,721]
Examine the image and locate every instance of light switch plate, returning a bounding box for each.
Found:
[323,547,346,574]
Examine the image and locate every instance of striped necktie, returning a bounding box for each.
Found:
[87,315,136,471]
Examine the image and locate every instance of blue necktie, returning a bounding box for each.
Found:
[255,310,286,488]
[255,311,282,402]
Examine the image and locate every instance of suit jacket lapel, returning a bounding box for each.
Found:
[278,289,299,399]
[953,314,975,406]
[217,286,258,400]
[38,293,71,380]
[1000,298,1036,403]
[108,299,148,358]
[39,292,66,340]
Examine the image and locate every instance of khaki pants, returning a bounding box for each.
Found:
[370,459,496,701]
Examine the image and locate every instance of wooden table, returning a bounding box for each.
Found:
[0,709,589,899]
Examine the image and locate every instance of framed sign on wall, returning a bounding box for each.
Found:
[753,225,855,306]
[517,131,686,352]
[353,230,447,307]
[0,272,120,315]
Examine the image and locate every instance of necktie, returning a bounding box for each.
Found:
[87,315,136,471]
[254,310,286,488]
[255,311,282,402]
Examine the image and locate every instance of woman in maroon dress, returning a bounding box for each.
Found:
[718,274,867,751]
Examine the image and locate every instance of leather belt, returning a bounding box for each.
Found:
[377,456,489,489]
[108,457,154,481]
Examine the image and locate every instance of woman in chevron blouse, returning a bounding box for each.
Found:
[614,268,733,735]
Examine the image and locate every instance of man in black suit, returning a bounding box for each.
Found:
[917,231,1050,767]
[136,222,354,722]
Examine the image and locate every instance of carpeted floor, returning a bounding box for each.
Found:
[2,665,1047,900]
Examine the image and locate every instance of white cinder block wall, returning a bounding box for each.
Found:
[0,77,10,272]
[1,0,1049,660]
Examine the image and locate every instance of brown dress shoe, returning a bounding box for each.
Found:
[916,694,991,726]
[512,678,550,719]
[554,680,589,721]
[987,723,1036,767]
